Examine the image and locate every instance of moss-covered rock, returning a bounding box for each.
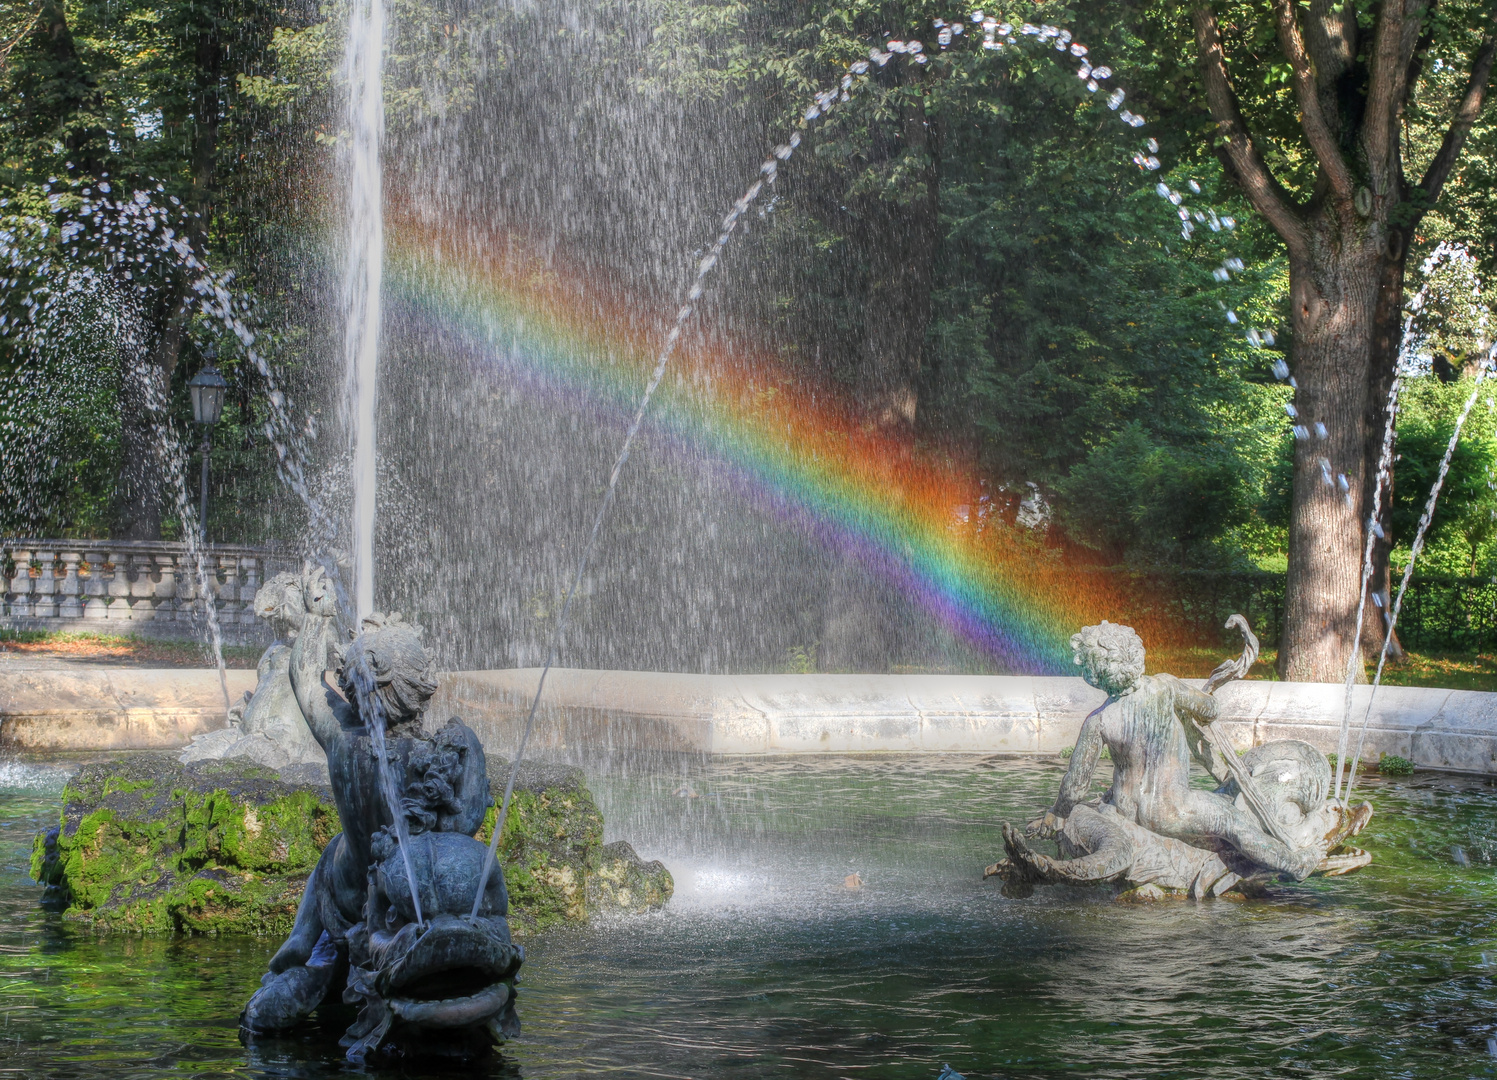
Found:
[34,753,670,935]
[588,841,673,914]
[473,759,671,931]
[31,754,332,935]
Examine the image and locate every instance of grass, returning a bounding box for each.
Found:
[0,629,261,668]
[1150,645,1497,692]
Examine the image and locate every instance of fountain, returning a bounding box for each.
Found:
[7,2,1497,1077]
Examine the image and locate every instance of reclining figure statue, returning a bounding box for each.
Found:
[239,565,522,1061]
[179,570,327,776]
[988,618,1373,900]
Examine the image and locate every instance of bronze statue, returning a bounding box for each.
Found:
[240,565,521,1061]
[989,618,1372,900]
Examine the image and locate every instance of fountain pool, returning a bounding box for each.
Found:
[1,754,1496,1077]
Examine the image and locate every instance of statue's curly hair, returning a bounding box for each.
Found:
[338,612,437,729]
[1070,621,1145,692]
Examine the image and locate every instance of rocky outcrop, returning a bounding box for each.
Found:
[33,753,671,934]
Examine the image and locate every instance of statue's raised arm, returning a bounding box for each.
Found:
[287,564,354,749]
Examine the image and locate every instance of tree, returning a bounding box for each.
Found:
[1184,0,1496,679]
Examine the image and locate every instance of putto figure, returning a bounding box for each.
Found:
[989,618,1372,900]
[240,565,521,1061]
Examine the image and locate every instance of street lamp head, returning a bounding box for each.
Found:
[188,364,228,426]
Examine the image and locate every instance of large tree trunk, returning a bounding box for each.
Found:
[1191,0,1495,681]
[1359,245,1410,664]
[1277,232,1384,682]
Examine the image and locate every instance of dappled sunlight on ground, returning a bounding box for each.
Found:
[0,630,259,668]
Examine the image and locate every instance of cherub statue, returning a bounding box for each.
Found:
[240,565,521,1061]
[988,619,1372,899]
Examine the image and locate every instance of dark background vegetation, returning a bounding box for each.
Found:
[1,0,1494,671]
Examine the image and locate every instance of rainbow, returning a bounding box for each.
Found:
[384,212,1157,673]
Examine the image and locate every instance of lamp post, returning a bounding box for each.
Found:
[187,359,228,541]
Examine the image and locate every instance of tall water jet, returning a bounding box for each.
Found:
[342,0,385,621]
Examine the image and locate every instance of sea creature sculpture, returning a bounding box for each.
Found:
[239,565,520,1061]
[987,617,1373,899]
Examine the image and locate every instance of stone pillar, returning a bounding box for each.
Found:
[106,550,133,621]
[128,552,157,620]
[240,557,260,624]
[220,555,241,625]
[57,553,83,619]
[8,549,33,618]
[153,554,178,622]
[32,551,56,619]
[82,549,109,621]
[174,551,203,624]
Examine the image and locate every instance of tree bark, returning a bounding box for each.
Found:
[1359,249,1409,663]
[1277,231,1383,681]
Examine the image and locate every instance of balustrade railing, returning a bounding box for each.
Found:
[1,539,297,636]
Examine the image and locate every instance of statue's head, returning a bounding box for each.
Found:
[337,612,437,734]
[254,572,304,638]
[1070,621,1145,697]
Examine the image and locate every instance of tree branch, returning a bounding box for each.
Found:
[1190,4,1309,261]
[0,8,41,68]
[1270,0,1356,208]
[1418,8,1497,209]
[1364,0,1429,191]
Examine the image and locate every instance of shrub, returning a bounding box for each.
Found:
[1378,753,1416,776]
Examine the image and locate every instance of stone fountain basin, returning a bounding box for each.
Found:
[3,666,1494,774]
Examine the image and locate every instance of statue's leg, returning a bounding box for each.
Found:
[241,840,348,1034]
[1173,790,1318,880]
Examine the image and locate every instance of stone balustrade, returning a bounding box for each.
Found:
[1,539,296,638]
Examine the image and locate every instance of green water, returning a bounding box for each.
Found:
[1,755,1495,1078]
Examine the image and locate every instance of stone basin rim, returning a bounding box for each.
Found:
[2,665,1492,776]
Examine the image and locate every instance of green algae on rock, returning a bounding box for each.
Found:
[32,754,332,935]
[476,759,672,931]
[34,753,670,934]
[588,841,674,914]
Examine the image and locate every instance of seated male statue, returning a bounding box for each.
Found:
[241,565,503,1044]
[1028,621,1321,881]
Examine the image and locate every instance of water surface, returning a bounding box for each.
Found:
[1,754,1494,1078]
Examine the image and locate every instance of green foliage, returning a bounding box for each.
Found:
[1378,753,1416,777]
[1391,377,1497,576]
